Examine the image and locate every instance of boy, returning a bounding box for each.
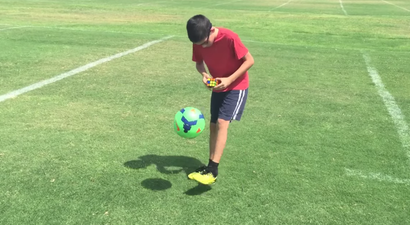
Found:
[186,14,254,185]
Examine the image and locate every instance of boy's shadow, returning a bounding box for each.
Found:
[124,154,211,195]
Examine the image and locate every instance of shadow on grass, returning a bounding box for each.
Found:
[124,154,212,195]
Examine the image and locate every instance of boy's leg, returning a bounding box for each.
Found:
[211,89,248,164]
[188,122,217,180]
[206,119,228,180]
[192,89,248,185]
[187,123,217,181]
[211,118,230,163]
[188,92,224,180]
[209,122,217,159]
[208,91,225,161]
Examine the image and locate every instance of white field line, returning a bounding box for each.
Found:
[269,0,293,11]
[345,53,410,186]
[339,0,348,15]
[345,168,410,185]
[381,0,410,12]
[362,52,410,160]
[345,52,410,185]
[0,36,173,103]
[0,26,30,31]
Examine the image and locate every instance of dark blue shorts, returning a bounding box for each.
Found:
[210,89,248,123]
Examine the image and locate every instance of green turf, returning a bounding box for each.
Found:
[0,0,409,224]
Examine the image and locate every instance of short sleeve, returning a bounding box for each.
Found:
[192,44,203,62]
[232,34,248,60]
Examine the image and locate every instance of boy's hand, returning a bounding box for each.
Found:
[213,77,233,91]
[202,74,212,89]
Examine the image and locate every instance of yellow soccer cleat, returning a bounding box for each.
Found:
[193,171,217,185]
[188,166,207,180]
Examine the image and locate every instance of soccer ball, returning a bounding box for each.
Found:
[174,107,205,138]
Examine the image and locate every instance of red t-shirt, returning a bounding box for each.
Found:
[192,27,249,92]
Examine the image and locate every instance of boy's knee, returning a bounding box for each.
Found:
[217,118,230,128]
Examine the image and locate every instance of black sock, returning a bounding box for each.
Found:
[207,159,219,177]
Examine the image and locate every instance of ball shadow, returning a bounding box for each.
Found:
[141,178,172,191]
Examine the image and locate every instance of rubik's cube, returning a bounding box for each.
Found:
[206,78,219,87]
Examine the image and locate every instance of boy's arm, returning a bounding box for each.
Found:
[196,61,213,89]
[196,61,210,78]
[229,52,254,82]
[214,52,254,90]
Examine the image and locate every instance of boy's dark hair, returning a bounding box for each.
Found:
[186,14,212,43]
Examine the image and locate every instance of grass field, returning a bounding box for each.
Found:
[1,0,410,224]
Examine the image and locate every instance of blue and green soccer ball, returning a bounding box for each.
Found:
[174,107,205,138]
